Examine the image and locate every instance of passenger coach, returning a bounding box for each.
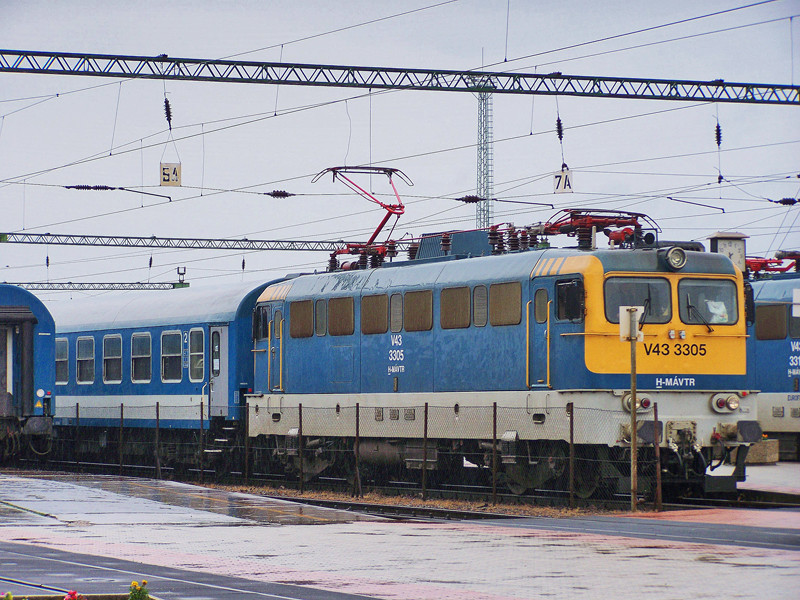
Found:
[0,284,55,460]
[49,281,273,466]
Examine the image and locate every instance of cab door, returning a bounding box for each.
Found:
[268,303,285,392]
[530,282,552,387]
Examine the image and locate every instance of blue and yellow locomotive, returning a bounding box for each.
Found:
[247,211,761,496]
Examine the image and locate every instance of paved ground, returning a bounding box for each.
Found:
[1,468,799,600]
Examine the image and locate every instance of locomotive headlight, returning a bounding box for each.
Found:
[36,389,45,398]
[661,246,687,271]
[725,395,740,411]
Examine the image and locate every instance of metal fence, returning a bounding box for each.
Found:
[53,400,663,509]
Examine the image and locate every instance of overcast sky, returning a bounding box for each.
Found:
[1,0,798,300]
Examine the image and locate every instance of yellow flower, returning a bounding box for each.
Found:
[141,581,147,586]
[130,582,139,589]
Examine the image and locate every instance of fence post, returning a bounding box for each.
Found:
[200,400,205,484]
[119,403,124,475]
[75,402,81,471]
[244,402,250,484]
[492,402,497,506]
[654,402,663,512]
[353,402,362,498]
[155,402,162,480]
[568,402,575,508]
[422,402,429,501]
[298,403,304,494]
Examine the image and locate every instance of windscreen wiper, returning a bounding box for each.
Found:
[686,295,713,333]
[638,285,652,331]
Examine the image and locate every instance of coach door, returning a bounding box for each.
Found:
[529,281,552,388]
[268,303,284,392]
[209,326,228,417]
[0,326,10,412]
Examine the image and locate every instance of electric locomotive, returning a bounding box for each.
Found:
[747,254,800,460]
[0,284,55,461]
[247,210,762,497]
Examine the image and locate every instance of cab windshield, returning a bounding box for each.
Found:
[678,279,737,325]
[604,277,671,324]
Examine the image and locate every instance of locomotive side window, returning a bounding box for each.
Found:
[473,285,488,327]
[76,337,95,384]
[489,282,521,326]
[790,306,800,339]
[258,306,271,339]
[755,304,787,340]
[328,297,354,336]
[161,331,182,382]
[604,277,669,324]
[55,338,68,384]
[404,290,433,332]
[102,335,123,384]
[131,333,151,383]
[390,293,403,333]
[678,279,737,326]
[289,300,313,338]
[362,294,388,334]
[534,289,549,324]
[315,299,327,336]
[189,329,204,382]
[441,287,470,329]
[274,310,283,339]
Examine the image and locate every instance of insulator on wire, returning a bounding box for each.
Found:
[148,256,153,269]
[164,98,173,131]
[266,190,295,198]
[556,117,564,141]
[241,258,246,271]
[773,197,798,206]
[46,256,49,268]
[715,123,722,148]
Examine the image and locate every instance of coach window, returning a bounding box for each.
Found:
[362,294,388,334]
[55,338,68,385]
[473,285,488,327]
[755,305,787,340]
[161,331,182,383]
[556,279,585,322]
[329,297,355,336]
[489,282,521,326]
[441,287,470,329]
[289,300,313,338]
[211,331,221,377]
[189,329,204,382]
[315,299,327,336]
[390,293,403,333]
[131,333,151,383]
[76,337,94,384]
[103,335,123,384]
[534,289,549,324]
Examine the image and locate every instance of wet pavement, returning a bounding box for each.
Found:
[1,471,799,600]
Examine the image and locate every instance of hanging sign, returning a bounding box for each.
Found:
[553,168,573,193]
[160,162,182,186]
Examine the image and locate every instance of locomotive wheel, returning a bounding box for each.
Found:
[573,447,601,499]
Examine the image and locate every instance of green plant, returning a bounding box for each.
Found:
[129,580,150,600]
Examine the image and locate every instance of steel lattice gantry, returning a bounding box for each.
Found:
[1,49,798,104]
[0,232,413,252]
[7,282,187,291]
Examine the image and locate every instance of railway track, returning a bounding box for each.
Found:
[10,458,800,515]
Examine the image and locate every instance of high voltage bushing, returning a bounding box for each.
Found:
[519,228,529,250]
[358,252,368,270]
[507,226,519,252]
[408,242,419,260]
[386,240,398,259]
[440,233,451,254]
[328,254,338,272]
